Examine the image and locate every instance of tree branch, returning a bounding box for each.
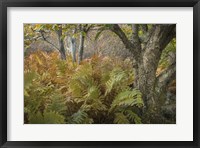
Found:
[142,25,156,45]
[157,24,176,51]
[110,24,142,62]
[132,24,141,50]
[110,24,133,49]
[39,31,60,51]
[142,25,176,70]
[140,24,148,34]
[85,24,93,33]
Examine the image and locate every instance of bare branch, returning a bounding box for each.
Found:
[159,25,176,51]
[152,25,176,51]
[40,31,60,51]
[109,24,145,63]
[85,24,93,33]
[143,25,176,69]
[110,24,133,50]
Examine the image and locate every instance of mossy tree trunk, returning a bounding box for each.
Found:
[110,24,176,111]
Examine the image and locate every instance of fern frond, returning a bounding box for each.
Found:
[105,68,128,94]
[24,51,141,124]
[24,71,37,88]
[84,85,101,101]
[69,110,93,124]
[46,93,67,114]
[73,64,93,80]
[110,89,144,112]
[29,111,65,124]
[125,110,142,124]
[114,113,129,124]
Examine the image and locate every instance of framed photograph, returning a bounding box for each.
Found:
[0,0,199,147]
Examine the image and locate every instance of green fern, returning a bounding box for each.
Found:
[110,89,144,112]
[82,85,107,113]
[114,113,130,124]
[24,71,37,88]
[25,52,144,124]
[84,85,101,101]
[73,64,93,80]
[68,110,93,124]
[46,93,67,114]
[29,111,65,124]
[125,110,142,124]
[105,68,127,94]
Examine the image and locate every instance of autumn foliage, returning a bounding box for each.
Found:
[24,51,144,124]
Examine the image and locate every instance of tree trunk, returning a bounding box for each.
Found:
[109,24,176,123]
[70,37,76,62]
[134,25,176,108]
[78,25,85,64]
[110,24,176,109]
[59,39,66,60]
[57,25,66,60]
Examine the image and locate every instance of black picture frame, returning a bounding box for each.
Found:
[0,0,199,147]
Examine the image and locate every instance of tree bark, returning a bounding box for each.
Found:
[110,24,176,109]
[57,25,66,60]
[140,24,148,33]
[70,37,76,62]
[78,25,85,64]
[137,25,176,108]
[59,39,66,60]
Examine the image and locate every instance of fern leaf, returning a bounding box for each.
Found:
[24,71,37,88]
[84,85,101,101]
[29,111,65,124]
[125,110,142,124]
[105,68,127,94]
[114,113,129,124]
[69,110,93,124]
[110,89,144,112]
[46,93,67,114]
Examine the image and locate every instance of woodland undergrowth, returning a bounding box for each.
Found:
[24,51,144,124]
